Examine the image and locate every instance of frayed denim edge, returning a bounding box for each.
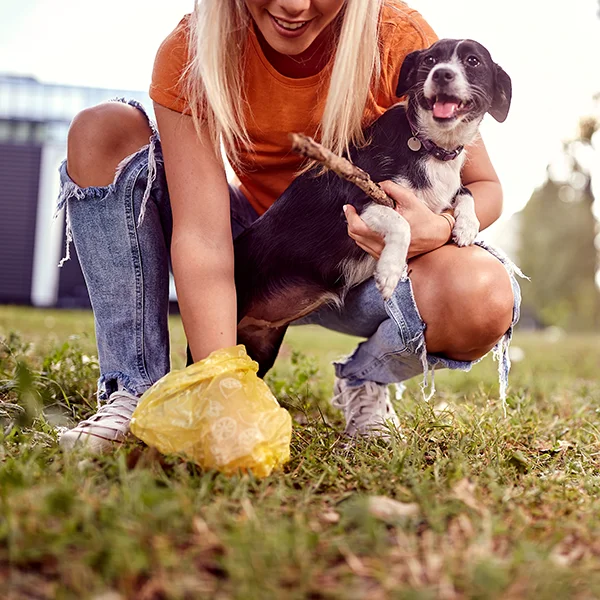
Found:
[493,332,511,417]
[112,132,159,229]
[53,97,160,267]
[476,240,527,416]
[111,97,160,228]
[401,273,437,402]
[97,371,148,402]
[54,180,84,267]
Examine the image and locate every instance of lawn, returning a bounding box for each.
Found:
[1,304,600,599]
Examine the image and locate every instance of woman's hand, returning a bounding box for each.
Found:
[344,180,452,260]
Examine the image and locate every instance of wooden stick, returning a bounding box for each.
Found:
[289,133,395,209]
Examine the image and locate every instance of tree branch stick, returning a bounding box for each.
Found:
[289,133,395,209]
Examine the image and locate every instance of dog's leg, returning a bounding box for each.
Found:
[186,324,287,375]
[451,187,480,247]
[185,322,287,375]
[237,322,288,377]
[238,284,340,375]
[360,203,411,301]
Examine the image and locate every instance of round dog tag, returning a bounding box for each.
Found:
[407,136,422,152]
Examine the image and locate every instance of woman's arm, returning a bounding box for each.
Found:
[154,102,237,362]
[460,136,503,230]
[345,137,503,259]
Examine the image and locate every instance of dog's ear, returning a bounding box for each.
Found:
[395,50,421,98]
[489,64,512,122]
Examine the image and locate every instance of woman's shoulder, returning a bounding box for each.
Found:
[154,13,192,67]
[162,13,192,45]
[149,14,193,113]
[380,1,438,49]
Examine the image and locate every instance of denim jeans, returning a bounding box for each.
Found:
[56,98,522,403]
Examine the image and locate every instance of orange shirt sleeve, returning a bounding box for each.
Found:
[149,15,192,114]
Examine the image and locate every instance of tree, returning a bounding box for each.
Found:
[518,116,600,330]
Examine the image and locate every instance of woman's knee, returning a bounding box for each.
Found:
[410,245,514,359]
[67,102,153,188]
[451,254,514,351]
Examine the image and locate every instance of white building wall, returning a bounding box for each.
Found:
[31,142,67,307]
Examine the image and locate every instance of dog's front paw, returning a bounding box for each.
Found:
[375,259,405,301]
[452,214,480,247]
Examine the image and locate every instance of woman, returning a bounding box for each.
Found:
[58,0,519,452]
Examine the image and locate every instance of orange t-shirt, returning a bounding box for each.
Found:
[149,2,437,215]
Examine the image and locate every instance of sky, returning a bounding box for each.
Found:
[1,0,599,223]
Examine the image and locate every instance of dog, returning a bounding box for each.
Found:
[230,38,512,376]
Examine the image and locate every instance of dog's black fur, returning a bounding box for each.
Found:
[188,39,512,374]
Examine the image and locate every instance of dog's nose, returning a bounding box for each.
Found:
[432,68,455,83]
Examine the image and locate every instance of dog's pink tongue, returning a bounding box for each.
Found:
[433,101,459,119]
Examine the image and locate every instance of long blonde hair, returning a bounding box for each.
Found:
[183,0,384,167]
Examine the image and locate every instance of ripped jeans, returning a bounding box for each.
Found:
[56,98,522,404]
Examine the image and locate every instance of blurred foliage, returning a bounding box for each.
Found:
[518,114,600,331]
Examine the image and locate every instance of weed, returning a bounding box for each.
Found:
[1,307,600,599]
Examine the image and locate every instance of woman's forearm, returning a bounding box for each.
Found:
[171,235,237,362]
[154,103,239,363]
[464,179,503,231]
[461,137,504,231]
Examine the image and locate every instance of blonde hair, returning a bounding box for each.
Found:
[183,0,384,167]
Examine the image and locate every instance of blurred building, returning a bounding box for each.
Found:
[0,74,152,308]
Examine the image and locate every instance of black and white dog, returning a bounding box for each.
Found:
[232,39,512,375]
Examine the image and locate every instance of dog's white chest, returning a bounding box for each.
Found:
[392,154,465,214]
[419,156,464,212]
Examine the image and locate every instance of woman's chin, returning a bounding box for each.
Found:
[260,32,318,56]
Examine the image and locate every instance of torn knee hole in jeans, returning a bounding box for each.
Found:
[54,133,159,268]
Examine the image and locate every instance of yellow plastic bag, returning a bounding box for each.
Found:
[130,345,292,477]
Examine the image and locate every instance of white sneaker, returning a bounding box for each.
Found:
[59,390,139,453]
[331,377,401,439]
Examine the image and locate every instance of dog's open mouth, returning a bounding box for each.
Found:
[427,95,473,120]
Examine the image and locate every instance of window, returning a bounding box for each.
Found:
[0,119,46,145]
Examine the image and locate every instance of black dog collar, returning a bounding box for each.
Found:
[406,113,464,162]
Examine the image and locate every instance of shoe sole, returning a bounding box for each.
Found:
[59,430,124,453]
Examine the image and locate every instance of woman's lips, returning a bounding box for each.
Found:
[268,13,313,38]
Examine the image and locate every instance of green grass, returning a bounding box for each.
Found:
[2,305,600,599]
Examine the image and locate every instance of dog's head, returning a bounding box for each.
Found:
[396,39,512,135]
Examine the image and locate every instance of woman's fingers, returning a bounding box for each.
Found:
[344,204,373,238]
[343,204,384,259]
[379,180,418,211]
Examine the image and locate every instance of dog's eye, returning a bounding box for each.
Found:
[466,56,480,67]
[423,56,437,66]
